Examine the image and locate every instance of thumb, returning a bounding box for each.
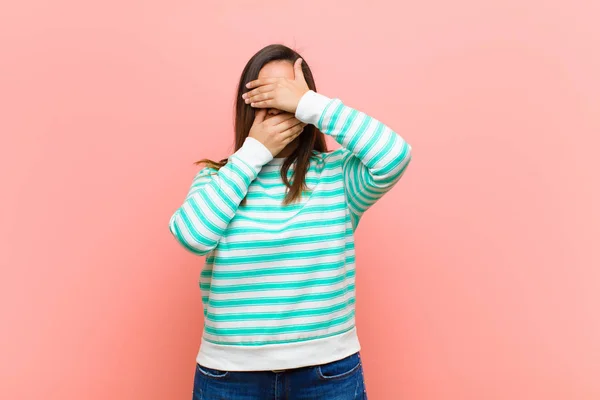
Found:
[253,108,267,125]
[294,58,307,84]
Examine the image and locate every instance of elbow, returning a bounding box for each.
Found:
[378,142,411,185]
[388,140,412,171]
[395,141,412,165]
[394,141,412,172]
[169,211,216,256]
[188,246,213,256]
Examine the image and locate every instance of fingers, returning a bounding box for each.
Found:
[244,90,274,105]
[252,108,267,125]
[264,113,296,126]
[243,85,276,105]
[246,78,280,89]
[273,117,303,133]
[281,123,306,142]
[249,99,275,108]
[243,84,276,100]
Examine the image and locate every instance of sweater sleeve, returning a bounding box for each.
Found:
[169,137,273,255]
[296,90,412,229]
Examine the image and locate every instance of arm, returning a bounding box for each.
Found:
[169,137,273,255]
[295,90,412,228]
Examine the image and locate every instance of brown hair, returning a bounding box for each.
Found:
[196,44,327,204]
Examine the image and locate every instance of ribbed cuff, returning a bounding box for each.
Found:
[295,90,332,126]
[232,137,273,172]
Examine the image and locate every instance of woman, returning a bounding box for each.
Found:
[169,44,412,400]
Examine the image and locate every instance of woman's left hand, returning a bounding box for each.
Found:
[243,58,310,114]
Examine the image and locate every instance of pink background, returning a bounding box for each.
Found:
[2,1,599,399]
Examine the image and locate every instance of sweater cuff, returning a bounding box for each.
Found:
[232,137,273,172]
[295,90,332,126]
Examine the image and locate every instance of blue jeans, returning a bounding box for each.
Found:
[192,352,367,400]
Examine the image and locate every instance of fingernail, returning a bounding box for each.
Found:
[246,83,251,88]
[242,94,246,99]
[245,99,250,104]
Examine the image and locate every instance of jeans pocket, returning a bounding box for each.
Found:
[317,352,362,380]
[196,364,230,379]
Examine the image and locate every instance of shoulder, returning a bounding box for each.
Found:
[192,166,219,183]
[197,166,219,176]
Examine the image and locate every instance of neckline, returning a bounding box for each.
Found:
[267,150,323,166]
[266,157,288,166]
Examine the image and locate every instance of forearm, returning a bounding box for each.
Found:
[169,138,272,255]
[295,90,412,187]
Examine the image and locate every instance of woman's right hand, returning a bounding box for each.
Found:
[248,109,306,156]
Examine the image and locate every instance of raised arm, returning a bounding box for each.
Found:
[296,91,412,228]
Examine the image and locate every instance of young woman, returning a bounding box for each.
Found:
[169,44,412,400]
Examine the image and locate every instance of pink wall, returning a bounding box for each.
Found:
[2,1,599,399]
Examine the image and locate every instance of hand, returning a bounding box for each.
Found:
[242,58,310,114]
[248,109,307,156]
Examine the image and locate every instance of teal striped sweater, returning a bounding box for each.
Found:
[169,91,412,371]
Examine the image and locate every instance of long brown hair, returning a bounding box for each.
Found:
[196,44,327,204]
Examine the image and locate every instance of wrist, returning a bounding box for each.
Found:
[233,137,274,171]
[293,88,310,113]
[295,90,333,126]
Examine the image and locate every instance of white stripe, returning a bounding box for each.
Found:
[220,224,352,244]
[206,278,356,301]
[227,208,348,228]
[206,252,356,273]
[206,294,355,315]
[209,264,354,285]
[204,305,355,329]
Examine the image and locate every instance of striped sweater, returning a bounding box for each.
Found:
[169,90,412,371]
